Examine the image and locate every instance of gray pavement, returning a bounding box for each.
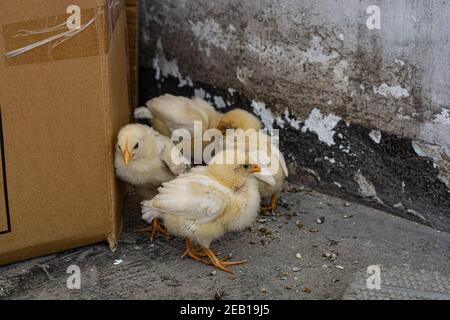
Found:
[0,182,449,299]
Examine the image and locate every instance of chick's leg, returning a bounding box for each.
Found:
[261,194,278,212]
[136,219,169,241]
[182,239,208,263]
[150,219,170,240]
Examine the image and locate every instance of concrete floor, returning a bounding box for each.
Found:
[0,182,449,299]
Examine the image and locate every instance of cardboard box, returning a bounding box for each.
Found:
[126,0,138,109]
[0,0,130,265]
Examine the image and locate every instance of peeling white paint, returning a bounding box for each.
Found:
[227,88,236,96]
[240,34,343,78]
[194,88,207,99]
[324,156,336,164]
[189,19,236,56]
[184,77,193,87]
[412,141,450,189]
[333,60,349,92]
[412,141,445,161]
[417,117,450,171]
[369,130,382,144]
[251,100,275,130]
[333,181,342,188]
[152,39,193,87]
[283,109,301,130]
[273,109,302,130]
[301,108,342,146]
[241,34,343,76]
[213,95,227,109]
[275,116,285,128]
[246,35,286,65]
[302,36,339,66]
[433,108,450,124]
[338,33,344,41]
[354,171,377,197]
[373,83,410,98]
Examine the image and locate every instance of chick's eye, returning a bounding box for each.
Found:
[243,164,249,169]
[133,143,139,149]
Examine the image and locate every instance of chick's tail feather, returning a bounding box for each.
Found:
[134,106,153,120]
[141,200,160,223]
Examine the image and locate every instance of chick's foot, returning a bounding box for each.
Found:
[203,248,246,274]
[136,219,169,241]
[182,240,246,273]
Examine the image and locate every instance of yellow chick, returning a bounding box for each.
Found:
[143,94,222,137]
[141,150,262,273]
[138,94,263,164]
[137,94,284,210]
[115,123,189,239]
[226,131,288,212]
[252,133,288,212]
[138,94,262,137]
[138,94,222,163]
[216,108,262,134]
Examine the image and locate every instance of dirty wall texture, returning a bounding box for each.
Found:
[138,0,450,231]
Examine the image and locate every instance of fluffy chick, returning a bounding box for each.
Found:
[216,108,262,134]
[138,94,223,163]
[115,124,188,239]
[141,150,261,273]
[136,94,263,150]
[225,131,288,212]
[142,94,222,137]
[140,94,263,134]
[252,133,288,212]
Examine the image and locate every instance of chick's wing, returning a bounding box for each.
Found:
[151,174,232,224]
[154,132,189,175]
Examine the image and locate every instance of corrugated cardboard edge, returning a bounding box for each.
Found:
[126,0,138,111]
[104,3,129,252]
[92,0,129,253]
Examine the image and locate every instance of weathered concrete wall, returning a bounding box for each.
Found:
[138,0,450,231]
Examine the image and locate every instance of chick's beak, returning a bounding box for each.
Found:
[122,143,132,165]
[249,164,261,173]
